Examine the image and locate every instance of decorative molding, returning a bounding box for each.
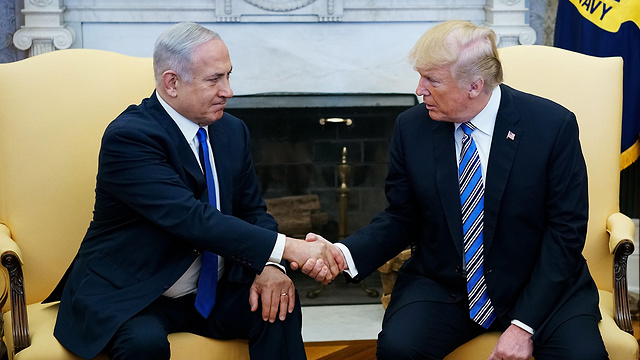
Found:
[484,0,537,46]
[491,26,537,47]
[215,0,344,22]
[614,240,635,333]
[59,1,487,24]
[29,0,53,6]
[13,0,75,56]
[13,25,75,56]
[243,0,318,12]
[2,252,31,354]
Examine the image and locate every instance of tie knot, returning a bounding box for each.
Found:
[461,122,476,136]
[196,128,207,144]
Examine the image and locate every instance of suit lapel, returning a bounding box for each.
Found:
[208,120,231,215]
[483,85,522,253]
[148,92,207,199]
[433,120,465,258]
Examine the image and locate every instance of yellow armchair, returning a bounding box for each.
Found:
[380,45,638,360]
[0,49,249,359]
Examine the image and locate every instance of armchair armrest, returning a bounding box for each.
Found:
[605,212,635,334]
[0,223,31,353]
[606,212,635,254]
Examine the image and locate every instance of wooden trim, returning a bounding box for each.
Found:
[613,239,634,334]
[1,252,30,353]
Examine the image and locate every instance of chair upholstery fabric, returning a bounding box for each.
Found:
[0,49,249,359]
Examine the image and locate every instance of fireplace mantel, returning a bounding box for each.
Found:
[13,0,535,95]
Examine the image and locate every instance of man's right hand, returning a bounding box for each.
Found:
[288,233,346,285]
[283,234,342,284]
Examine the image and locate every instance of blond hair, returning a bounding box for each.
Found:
[409,20,503,89]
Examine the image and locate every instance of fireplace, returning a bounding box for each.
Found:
[226,93,418,242]
[225,93,418,303]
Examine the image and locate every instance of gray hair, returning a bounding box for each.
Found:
[153,22,221,86]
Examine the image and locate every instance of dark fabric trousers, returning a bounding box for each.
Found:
[376,299,608,360]
[106,278,306,360]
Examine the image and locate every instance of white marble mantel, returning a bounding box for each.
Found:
[14,0,536,95]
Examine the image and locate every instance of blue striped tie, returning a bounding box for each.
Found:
[458,123,495,329]
[194,128,219,318]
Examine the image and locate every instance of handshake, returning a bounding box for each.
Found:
[283,233,346,285]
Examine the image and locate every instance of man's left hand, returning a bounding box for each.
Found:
[249,265,295,323]
[487,324,533,360]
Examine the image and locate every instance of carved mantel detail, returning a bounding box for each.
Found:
[13,0,537,55]
[215,0,343,22]
[484,0,537,46]
[244,0,318,12]
[13,0,75,57]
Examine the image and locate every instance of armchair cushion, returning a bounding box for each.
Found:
[3,303,249,360]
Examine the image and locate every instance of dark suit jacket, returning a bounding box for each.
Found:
[47,92,279,359]
[342,84,600,341]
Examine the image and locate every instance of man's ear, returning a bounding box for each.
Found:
[468,78,485,98]
[161,70,179,98]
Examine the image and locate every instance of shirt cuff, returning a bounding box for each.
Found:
[511,319,534,335]
[266,262,286,274]
[268,233,286,263]
[334,243,359,278]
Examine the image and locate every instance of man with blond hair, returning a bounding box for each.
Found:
[300,20,606,359]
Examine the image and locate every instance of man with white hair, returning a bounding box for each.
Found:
[47,22,339,360]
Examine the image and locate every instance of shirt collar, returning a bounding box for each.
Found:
[455,85,501,137]
[156,90,206,143]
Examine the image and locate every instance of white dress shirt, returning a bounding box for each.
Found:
[156,92,285,298]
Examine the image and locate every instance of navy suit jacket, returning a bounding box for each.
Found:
[47,92,279,359]
[341,84,600,341]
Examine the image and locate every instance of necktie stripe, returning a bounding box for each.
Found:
[458,123,495,329]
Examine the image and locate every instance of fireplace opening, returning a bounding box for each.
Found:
[226,93,418,304]
[227,93,418,240]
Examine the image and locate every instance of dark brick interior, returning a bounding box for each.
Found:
[226,93,418,242]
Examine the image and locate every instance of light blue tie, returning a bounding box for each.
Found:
[194,128,219,318]
[459,123,495,329]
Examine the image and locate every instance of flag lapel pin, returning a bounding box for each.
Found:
[506,131,516,141]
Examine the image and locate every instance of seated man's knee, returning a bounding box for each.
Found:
[377,327,439,360]
[109,326,171,360]
[534,315,607,360]
[552,342,608,360]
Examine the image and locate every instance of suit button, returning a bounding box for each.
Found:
[448,294,456,301]
[163,285,170,290]
[456,266,467,276]
[192,249,201,256]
